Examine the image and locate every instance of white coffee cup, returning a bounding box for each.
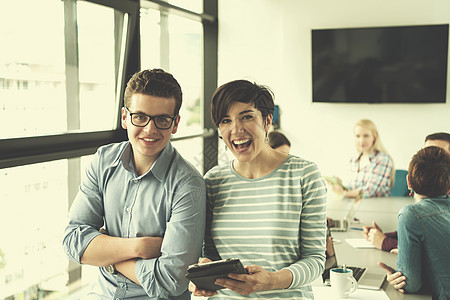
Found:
[330,267,357,298]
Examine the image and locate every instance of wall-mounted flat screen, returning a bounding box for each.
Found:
[312,24,449,103]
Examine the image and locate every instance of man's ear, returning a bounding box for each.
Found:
[171,115,181,134]
[121,107,128,129]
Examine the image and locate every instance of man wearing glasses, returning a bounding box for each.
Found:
[63,69,206,299]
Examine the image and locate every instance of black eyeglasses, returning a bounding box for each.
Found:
[125,107,176,130]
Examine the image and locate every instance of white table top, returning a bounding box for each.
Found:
[322,196,431,300]
[193,196,431,300]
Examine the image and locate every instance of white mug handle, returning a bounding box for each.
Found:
[345,276,358,295]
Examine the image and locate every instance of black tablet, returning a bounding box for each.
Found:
[186,258,248,291]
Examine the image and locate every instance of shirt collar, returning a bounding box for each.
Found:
[358,149,378,161]
[368,150,377,160]
[120,142,175,182]
[150,142,175,182]
[121,142,135,173]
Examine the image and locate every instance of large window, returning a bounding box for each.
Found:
[0,0,217,298]
[0,0,66,139]
[0,0,138,298]
[77,1,122,132]
[0,0,128,139]
[0,161,69,298]
[140,0,205,172]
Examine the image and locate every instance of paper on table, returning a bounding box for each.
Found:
[346,238,376,248]
[313,285,390,300]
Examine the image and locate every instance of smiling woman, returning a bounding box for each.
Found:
[188,79,328,300]
[217,101,270,166]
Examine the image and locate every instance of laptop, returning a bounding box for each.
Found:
[327,199,358,232]
[322,227,386,290]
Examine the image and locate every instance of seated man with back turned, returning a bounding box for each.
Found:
[378,146,450,299]
[362,132,450,252]
[62,69,206,299]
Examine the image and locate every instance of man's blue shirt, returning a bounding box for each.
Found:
[63,141,206,299]
[396,195,450,299]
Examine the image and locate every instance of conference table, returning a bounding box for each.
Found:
[320,195,432,300]
[192,196,432,300]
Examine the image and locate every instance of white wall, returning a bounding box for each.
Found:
[218,0,450,181]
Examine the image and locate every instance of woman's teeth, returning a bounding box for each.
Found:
[233,139,251,149]
[233,139,250,145]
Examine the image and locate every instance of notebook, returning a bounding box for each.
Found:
[322,227,386,290]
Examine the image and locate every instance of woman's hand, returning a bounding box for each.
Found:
[325,177,345,195]
[214,265,292,295]
[377,262,406,293]
[188,258,218,297]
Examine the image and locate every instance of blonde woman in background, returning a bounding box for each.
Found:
[328,119,395,199]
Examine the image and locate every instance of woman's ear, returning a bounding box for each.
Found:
[406,174,412,189]
[265,114,273,131]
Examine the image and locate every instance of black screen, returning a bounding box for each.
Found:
[312,24,449,103]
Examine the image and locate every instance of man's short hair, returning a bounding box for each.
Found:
[124,69,182,116]
[408,146,450,197]
[425,132,450,144]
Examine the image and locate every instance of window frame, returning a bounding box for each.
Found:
[0,0,138,170]
[0,0,218,295]
[0,0,218,174]
[140,0,219,174]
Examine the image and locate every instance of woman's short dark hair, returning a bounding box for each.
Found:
[211,79,275,127]
[408,146,450,197]
[124,69,182,116]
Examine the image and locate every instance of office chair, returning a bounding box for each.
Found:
[390,169,409,197]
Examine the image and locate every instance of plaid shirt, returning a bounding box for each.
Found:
[347,150,393,198]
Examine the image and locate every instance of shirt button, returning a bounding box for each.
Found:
[133,179,139,183]
[126,207,131,212]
